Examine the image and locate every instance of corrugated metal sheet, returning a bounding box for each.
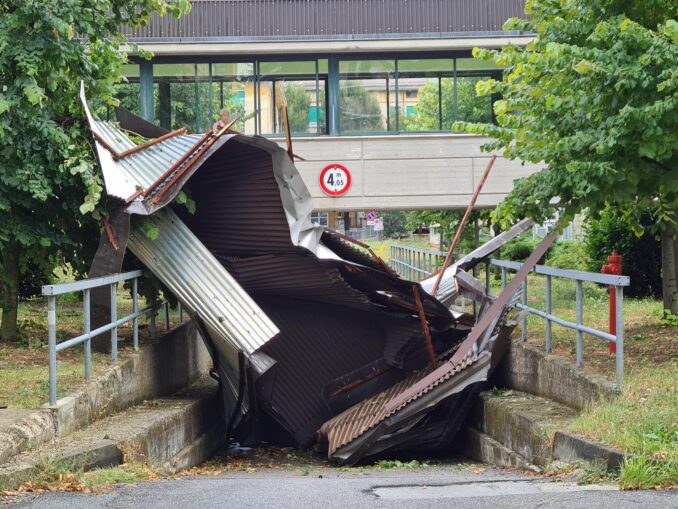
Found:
[127,207,279,354]
[123,0,525,40]
[319,350,482,458]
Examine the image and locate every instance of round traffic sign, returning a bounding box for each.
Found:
[319,164,352,196]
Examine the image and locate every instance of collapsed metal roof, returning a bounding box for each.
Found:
[81,84,552,465]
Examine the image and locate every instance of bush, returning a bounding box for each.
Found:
[584,208,661,298]
[501,235,552,263]
[19,260,53,300]
[546,240,590,271]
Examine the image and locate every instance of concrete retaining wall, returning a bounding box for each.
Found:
[494,340,619,411]
[51,321,211,436]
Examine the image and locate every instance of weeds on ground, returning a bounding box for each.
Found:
[620,456,678,490]
[371,459,429,469]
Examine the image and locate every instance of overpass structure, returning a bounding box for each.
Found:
[282,134,539,211]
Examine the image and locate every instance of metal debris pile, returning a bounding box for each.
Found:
[81,85,554,465]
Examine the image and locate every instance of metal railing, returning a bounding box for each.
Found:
[42,270,181,405]
[389,245,449,281]
[389,244,630,385]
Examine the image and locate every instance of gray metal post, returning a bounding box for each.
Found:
[485,261,491,294]
[48,295,57,406]
[521,280,528,341]
[132,277,139,350]
[83,289,91,381]
[163,301,170,330]
[501,267,507,289]
[575,279,583,368]
[328,57,340,135]
[545,275,552,353]
[110,283,118,363]
[178,301,183,323]
[615,285,624,386]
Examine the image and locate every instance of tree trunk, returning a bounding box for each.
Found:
[661,223,678,315]
[0,245,21,342]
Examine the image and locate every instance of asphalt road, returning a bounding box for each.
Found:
[3,467,677,509]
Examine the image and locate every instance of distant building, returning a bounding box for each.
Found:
[118,0,532,227]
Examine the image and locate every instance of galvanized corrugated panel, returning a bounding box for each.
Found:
[123,0,526,40]
[127,207,280,354]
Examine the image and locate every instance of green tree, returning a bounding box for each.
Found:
[403,77,492,132]
[340,83,384,132]
[284,83,312,134]
[0,0,190,341]
[455,0,678,314]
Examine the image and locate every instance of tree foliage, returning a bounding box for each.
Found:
[403,77,492,132]
[340,83,384,131]
[0,0,190,340]
[283,83,312,134]
[455,0,678,231]
[585,207,662,298]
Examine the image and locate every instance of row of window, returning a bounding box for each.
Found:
[116,57,499,135]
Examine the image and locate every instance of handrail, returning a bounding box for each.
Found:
[389,243,627,386]
[42,271,181,405]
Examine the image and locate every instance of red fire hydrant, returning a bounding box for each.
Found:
[601,251,623,354]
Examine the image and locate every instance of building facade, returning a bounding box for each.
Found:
[117,0,533,229]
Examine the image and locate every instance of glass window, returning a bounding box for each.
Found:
[397,59,453,132]
[258,60,327,136]
[310,212,329,227]
[211,63,255,134]
[455,76,493,123]
[115,64,141,117]
[154,63,210,132]
[339,60,396,133]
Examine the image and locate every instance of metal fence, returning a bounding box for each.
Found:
[42,270,181,405]
[390,244,630,385]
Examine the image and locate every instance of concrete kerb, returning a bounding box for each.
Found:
[495,340,620,411]
[0,322,210,466]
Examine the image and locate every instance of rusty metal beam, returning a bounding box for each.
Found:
[116,128,187,160]
[385,232,558,414]
[431,155,496,296]
[412,284,437,369]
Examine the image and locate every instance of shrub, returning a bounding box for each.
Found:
[546,240,590,271]
[584,208,661,298]
[501,235,552,263]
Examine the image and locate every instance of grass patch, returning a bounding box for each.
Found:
[81,463,159,488]
[0,352,109,408]
[1,286,185,408]
[620,456,678,490]
[570,363,678,489]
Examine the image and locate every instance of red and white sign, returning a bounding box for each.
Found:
[319,164,352,196]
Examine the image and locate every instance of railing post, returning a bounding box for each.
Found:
[575,279,583,368]
[132,277,139,350]
[163,301,170,330]
[615,285,624,386]
[545,275,552,353]
[110,283,118,363]
[521,280,528,341]
[48,295,57,406]
[485,260,491,294]
[83,289,91,382]
[501,267,507,290]
[178,301,183,323]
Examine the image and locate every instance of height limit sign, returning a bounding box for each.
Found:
[319,164,352,196]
